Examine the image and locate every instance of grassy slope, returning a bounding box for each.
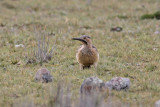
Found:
[0,0,160,106]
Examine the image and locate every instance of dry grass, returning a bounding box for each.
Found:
[0,0,160,106]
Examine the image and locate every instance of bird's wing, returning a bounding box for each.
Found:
[92,45,98,52]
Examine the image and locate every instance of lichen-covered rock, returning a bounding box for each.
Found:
[105,77,130,91]
[80,77,105,94]
[155,100,160,107]
[35,68,53,83]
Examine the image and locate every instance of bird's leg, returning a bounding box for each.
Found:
[83,66,85,69]
[80,65,91,70]
[80,64,84,70]
[87,65,91,69]
[93,63,98,70]
[83,65,91,69]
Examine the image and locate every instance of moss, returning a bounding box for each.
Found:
[117,15,128,19]
[141,11,160,20]
[141,14,155,20]
[154,11,160,19]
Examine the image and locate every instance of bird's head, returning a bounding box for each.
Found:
[72,35,92,45]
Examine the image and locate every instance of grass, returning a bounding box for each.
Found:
[0,0,160,106]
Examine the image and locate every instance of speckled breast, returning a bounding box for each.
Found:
[76,47,99,66]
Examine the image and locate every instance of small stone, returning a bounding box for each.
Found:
[45,55,52,61]
[35,68,53,83]
[136,63,141,66]
[155,100,160,107]
[80,77,105,94]
[153,48,158,51]
[110,27,123,32]
[105,77,130,91]
[15,44,25,48]
[154,31,160,34]
[17,61,22,65]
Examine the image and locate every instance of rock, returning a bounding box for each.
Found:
[15,44,25,48]
[35,68,53,83]
[45,55,52,61]
[110,27,123,32]
[105,77,130,91]
[17,60,23,65]
[153,48,158,51]
[155,100,160,107]
[80,77,105,94]
[154,31,160,34]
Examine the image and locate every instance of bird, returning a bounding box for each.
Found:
[72,35,99,70]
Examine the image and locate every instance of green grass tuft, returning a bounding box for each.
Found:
[141,11,160,20]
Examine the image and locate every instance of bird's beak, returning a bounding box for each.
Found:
[72,38,87,44]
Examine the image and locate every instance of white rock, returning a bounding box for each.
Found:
[154,31,160,34]
[153,48,158,51]
[155,100,160,107]
[105,77,130,91]
[15,44,25,48]
[35,68,53,83]
[80,77,105,94]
